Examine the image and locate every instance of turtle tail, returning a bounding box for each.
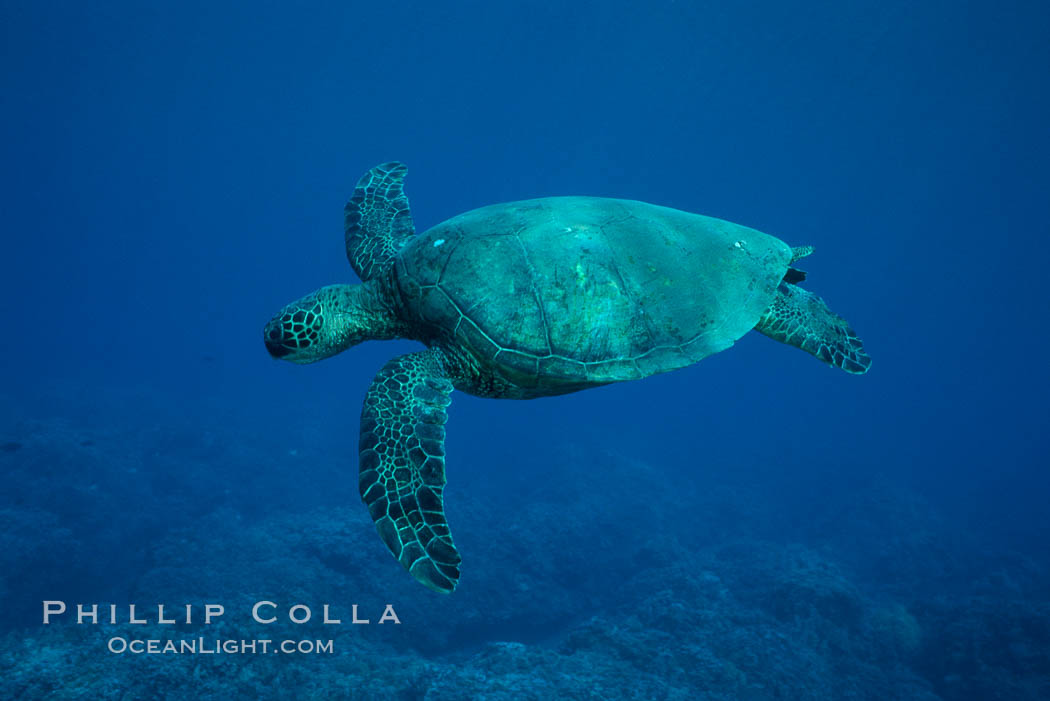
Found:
[783,245,814,285]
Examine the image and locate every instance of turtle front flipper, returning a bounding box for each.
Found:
[359,349,461,593]
[344,162,416,281]
[755,282,871,374]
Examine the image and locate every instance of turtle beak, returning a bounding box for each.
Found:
[263,319,293,358]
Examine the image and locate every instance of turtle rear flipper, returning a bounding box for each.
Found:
[755,282,871,374]
[344,162,416,281]
[359,350,462,593]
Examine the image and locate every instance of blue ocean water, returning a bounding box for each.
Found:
[1,1,1048,698]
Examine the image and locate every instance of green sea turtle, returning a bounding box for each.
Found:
[264,162,870,593]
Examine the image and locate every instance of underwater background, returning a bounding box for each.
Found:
[2,1,1048,698]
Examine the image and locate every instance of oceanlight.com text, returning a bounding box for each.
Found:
[107,637,334,655]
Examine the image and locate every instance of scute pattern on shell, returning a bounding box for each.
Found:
[395,197,791,394]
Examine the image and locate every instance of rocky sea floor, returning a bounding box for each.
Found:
[1,389,1047,700]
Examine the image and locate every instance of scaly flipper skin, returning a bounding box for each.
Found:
[358,349,462,593]
[344,162,416,281]
[790,245,815,263]
[755,282,872,374]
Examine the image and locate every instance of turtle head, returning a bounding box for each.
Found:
[264,284,399,364]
